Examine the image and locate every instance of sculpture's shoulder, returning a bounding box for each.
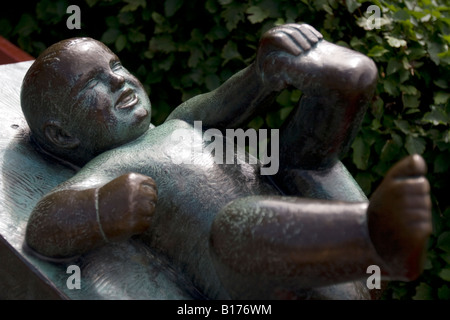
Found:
[127,119,193,149]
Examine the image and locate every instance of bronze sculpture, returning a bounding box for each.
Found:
[20,24,431,299]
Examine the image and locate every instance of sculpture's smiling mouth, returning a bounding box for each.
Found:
[116,88,138,109]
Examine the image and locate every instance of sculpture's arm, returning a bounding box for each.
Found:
[165,24,323,129]
[165,24,377,137]
[164,63,275,129]
[210,155,432,299]
[25,172,157,260]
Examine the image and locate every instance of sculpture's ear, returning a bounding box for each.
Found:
[43,120,80,150]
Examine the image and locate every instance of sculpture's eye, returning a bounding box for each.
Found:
[84,78,99,90]
[111,60,122,72]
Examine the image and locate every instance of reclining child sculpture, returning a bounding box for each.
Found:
[20,23,431,299]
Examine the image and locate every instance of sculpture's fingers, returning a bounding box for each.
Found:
[279,25,311,52]
[301,24,323,41]
[261,28,303,56]
[285,24,322,45]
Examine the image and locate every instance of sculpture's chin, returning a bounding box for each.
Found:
[133,107,149,122]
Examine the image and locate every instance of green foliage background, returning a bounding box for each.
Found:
[1,0,449,300]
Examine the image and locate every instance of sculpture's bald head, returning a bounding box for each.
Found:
[21,37,152,166]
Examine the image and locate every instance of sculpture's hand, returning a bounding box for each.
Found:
[256,23,323,91]
[367,155,432,281]
[97,173,157,241]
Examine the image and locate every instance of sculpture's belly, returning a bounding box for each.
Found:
[143,158,280,298]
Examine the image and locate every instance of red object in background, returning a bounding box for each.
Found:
[0,36,34,65]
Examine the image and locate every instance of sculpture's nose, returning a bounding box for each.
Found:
[110,72,125,92]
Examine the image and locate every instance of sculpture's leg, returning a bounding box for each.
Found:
[209,195,379,299]
[270,41,378,199]
[210,155,431,300]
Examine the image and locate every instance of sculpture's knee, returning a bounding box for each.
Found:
[342,54,378,97]
[315,41,378,97]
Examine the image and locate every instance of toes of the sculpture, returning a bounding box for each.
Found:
[388,154,427,179]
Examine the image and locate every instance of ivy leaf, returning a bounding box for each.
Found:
[118,12,135,25]
[405,135,426,155]
[367,45,389,57]
[115,34,127,52]
[438,285,450,299]
[400,85,418,95]
[246,6,269,24]
[149,35,176,53]
[387,58,402,75]
[85,0,99,7]
[434,79,449,89]
[380,133,403,162]
[165,0,183,17]
[393,9,410,21]
[427,41,447,65]
[221,41,241,64]
[438,50,450,65]
[394,119,412,135]
[385,35,407,48]
[413,283,433,300]
[36,0,67,23]
[280,106,294,121]
[438,268,450,282]
[188,48,203,68]
[354,172,374,195]
[391,283,409,300]
[383,78,400,96]
[434,91,450,105]
[248,116,264,130]
[206,26,228,42]
[351,136,370,170]
[101,28,120,44]
[205,0,218,13]
[159,54,175,71]
[128,29,146,43]
[438,231,450,253]
[407,46,427,60]
[402,93,421,109]
[221,3,246,31]
[423,105,449,125]
[14,14,38,37]
[121,0,146,12]
[434,153,450,173]
[440,252,450,264]
[204,74,221,91]
[105,16,119,28]
[151,12,165,25]
[345,0,361,13]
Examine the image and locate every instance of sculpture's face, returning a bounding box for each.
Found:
[58,39,152,152]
